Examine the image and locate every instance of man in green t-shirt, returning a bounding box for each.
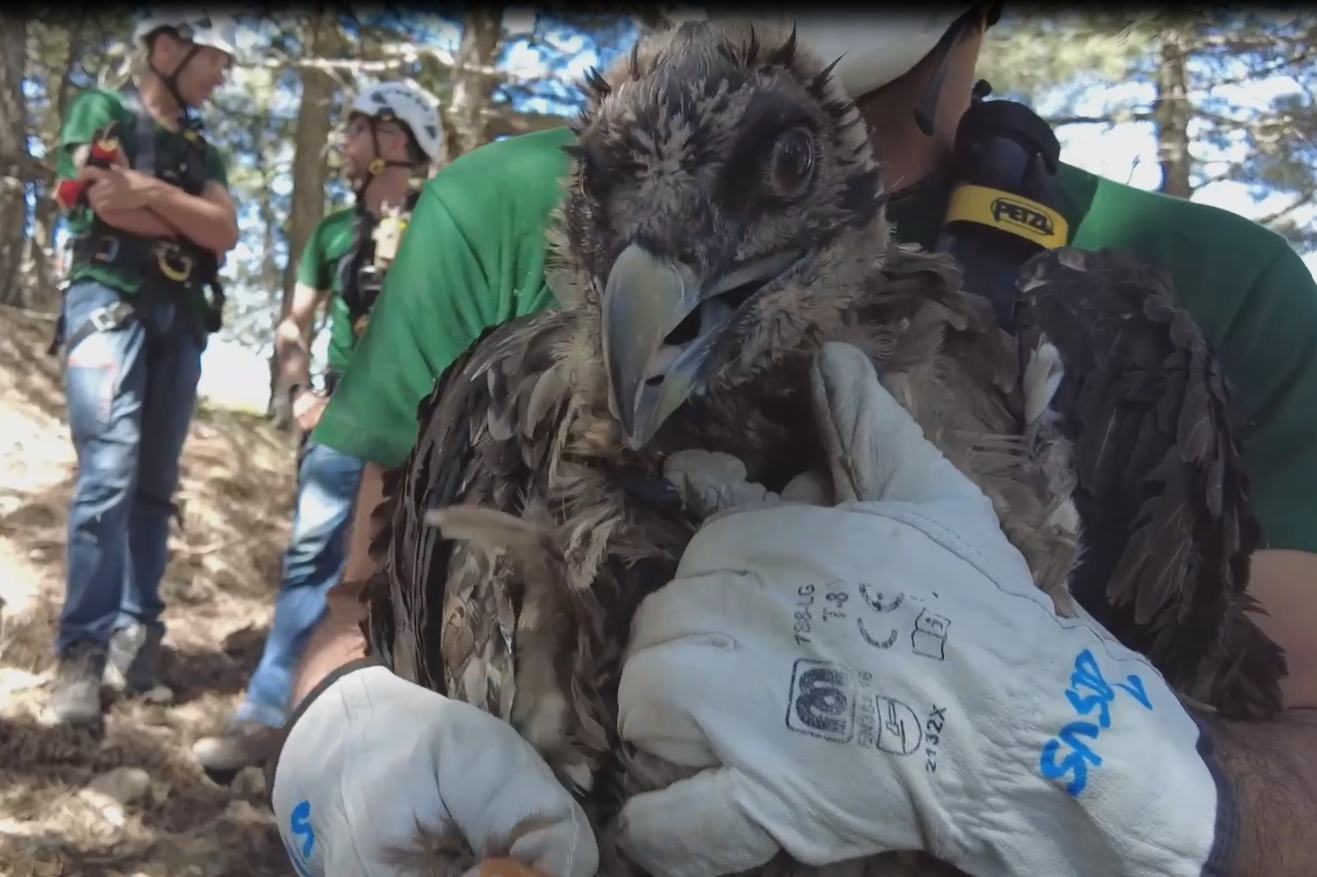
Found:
[49,9,240,729]
[192,81,443,778]
[272,10,1317,877]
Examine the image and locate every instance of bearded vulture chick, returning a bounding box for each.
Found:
[365,19,1285,877]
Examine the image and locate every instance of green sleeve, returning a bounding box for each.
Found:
[312,188,553,467]
[55,90,122,181]
[205,145,229,189]
[296,219,327,290]
[1228,244,1317,554]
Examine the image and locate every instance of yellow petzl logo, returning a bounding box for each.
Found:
[990,196,1055,239]
[945,184,1068,249]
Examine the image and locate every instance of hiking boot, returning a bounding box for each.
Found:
[193,720,280,785]
[106,622,173,703]
[48,645,107,728]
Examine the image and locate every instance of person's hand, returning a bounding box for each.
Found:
[79,165,155,213]
[614,342,1234,877]
[271,660,598,877]
[292,389,329,433]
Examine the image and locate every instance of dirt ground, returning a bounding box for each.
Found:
[1,306,299,876]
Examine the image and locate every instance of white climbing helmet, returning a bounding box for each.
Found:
[133,8,239,60]
[677,8,981,98]
[350,82,444,164]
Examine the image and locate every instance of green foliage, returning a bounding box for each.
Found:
[979,11,1149,106]
[982,9,1317,249]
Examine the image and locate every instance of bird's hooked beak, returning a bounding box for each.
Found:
[603,242,799,449]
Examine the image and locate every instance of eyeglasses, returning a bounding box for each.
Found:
[343,115,403,139]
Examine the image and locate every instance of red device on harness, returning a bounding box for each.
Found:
[54,122,125,210]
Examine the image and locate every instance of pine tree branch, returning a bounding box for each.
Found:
[1255,189,1315,228]
[256,43,573,142]
[258,44,546,85]
[1045,110,1153,127]
[484,107,570,138]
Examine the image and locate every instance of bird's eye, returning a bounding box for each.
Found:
[766,127,816,199]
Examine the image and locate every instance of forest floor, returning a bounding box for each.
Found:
[0,305,298,876]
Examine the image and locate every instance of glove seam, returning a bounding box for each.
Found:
[848,504,1016,589]
[337,682,378,874]
[848,503,1169,675]
[265,656,389,809]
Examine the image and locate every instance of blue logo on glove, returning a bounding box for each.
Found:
[1039,648,1154,797]
[283,799,316,877]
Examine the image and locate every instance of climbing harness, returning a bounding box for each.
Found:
[51,85,226,356]
[337,184,422,339]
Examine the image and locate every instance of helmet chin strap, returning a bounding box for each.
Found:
[889,78,992,206]
[150,40,202,125]
[889,5,1000,205]
[352,113,415,201]
[891,50,993,204]
[913,5,1001,138]
[912,16,969,137]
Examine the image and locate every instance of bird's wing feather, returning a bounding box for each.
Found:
[1015,247,1285,718]
[365,310,582,716]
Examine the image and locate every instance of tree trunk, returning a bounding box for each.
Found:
[25,21,86,310]
[270,8,342,422]
[0,16,29,307]
[1152,27,1193,199]
[445,7,507,159]
[251,106,282,349]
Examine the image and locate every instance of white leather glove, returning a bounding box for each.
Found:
[271,660,599,877]
[615,343,1234,877]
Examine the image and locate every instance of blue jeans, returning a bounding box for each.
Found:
[237,440,364,728]
[58,280,204,656]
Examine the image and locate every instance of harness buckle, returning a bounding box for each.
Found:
[94,236,121,264]
[89,301,132,332]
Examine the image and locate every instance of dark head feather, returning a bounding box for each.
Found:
[561,20,879,272]
[550,19,891,411]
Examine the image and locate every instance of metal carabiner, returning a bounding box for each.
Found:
[156,247,195,283]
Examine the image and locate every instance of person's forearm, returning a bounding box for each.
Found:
[1215,709,1317,875]
[290,461,386,705]
[275,324,313,391]
[94,206,180,238]
[291,587,369,705]
[275,283,326,393]
[143,178,239,254]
